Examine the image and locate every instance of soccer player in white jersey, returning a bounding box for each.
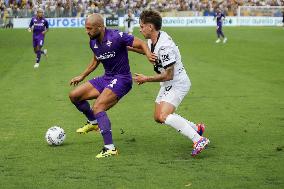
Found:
[132,10,210,156]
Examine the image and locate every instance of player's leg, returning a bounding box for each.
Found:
[93,88,119,158]
[69,81,101,133]
[34,45,41,68]
[39,37,48,56]
[36,38,44,62]
[155,102,209,156]
[93,75,132,158]
[154,82,200,131]
[33,38,40,68]
[155,83,209,156]
[218,25,227,43]
[154,102,204,136]
[219,26,224,38]
[216,25,221,43]
[220,27,227,43]
[33,38,45,68]
[154,101,201,142]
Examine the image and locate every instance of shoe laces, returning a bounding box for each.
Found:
[195,139,207,149]
[101,147,109,153]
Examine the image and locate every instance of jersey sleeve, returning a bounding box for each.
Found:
[158,46,176,69]
[118,31,134,47]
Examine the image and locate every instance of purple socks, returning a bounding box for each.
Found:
[95,111,113,145]
[36,50,42,63]
[73,100,96,121]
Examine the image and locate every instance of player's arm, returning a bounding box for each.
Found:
[221,14,225,21]
[42,28,49,35]
[133,65,174,85]
[70,56,100,86]
[42,20,49,35]
[134,46,176,84]
[127,46,145,55]
[129,37,156,62]
[28,19,33,32]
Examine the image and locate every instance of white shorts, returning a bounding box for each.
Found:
[155,77,191,108]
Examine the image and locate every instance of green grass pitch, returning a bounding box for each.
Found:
[0,27,283,189]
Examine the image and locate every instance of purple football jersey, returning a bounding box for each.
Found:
[89,29,134,75]
[29,17,49,38]
[215,12,225,26]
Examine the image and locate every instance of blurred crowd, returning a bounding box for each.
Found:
[0,0,283,20]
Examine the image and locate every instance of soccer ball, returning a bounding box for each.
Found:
[45,126,66,146]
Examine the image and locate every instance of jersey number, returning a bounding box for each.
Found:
[108,79,118,88]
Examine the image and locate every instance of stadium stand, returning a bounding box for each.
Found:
[0,0,283,22]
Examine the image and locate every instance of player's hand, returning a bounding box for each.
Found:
[70,75,84,86]
[133,73,147,85]
[146,52,157,64]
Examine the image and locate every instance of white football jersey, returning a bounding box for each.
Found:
[147,31,189,86]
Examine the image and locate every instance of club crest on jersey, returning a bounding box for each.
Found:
[106,40,112,47]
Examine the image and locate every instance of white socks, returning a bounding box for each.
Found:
[105,144,115,150]
[165,114,201,143]
[88,119,98,125]
[185,120,198,131]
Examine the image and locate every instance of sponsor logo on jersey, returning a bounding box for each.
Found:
[34,23,45,26]
[96,51,116,60]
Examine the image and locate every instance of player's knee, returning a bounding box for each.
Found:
[93,103,105,114]
[69,90,80,102]
[154,113,168,124]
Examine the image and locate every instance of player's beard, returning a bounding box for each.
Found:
[89,32,100,40]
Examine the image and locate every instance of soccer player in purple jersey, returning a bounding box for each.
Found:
[214,8,227,43]
[282,10,284,27]
[28,8,49,68]
[69,13,156,159]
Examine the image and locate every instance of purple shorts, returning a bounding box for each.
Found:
[217,24,222,31]
[33,37,44,48]
[89,73,133,99]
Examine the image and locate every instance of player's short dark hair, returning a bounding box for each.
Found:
[139,10,162,31]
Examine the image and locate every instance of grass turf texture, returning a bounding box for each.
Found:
[0,27,283,189]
